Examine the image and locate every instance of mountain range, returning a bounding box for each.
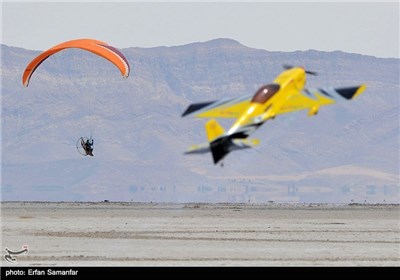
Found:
[1,38,399,203]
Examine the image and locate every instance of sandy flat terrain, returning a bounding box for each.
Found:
[1,202,399,266]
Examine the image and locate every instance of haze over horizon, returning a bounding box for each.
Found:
[2,2,399,58]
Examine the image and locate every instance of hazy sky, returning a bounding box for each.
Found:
[2,1,399,58]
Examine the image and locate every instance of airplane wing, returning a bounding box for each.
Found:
[182,95,252,118]
[277,84,366,116]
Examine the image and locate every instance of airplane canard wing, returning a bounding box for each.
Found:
[182,95,252,118]
[277,84,366,115]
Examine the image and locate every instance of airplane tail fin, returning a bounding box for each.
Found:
[205,119,225,142]
[185,119,260,165]
[210,136,232,164]
[204,119,229,164]
[206,119,260,164]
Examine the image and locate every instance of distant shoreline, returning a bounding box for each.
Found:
[1,201,399,209]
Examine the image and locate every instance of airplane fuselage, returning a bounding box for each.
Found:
[227,68,307,138]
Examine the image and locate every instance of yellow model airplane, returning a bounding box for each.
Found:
[182,66,366,165]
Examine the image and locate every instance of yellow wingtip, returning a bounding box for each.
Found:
[353,84,366,99]
[250,138,260,146]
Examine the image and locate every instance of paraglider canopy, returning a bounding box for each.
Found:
[22,38,130,87]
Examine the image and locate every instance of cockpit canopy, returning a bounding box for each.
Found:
[251,84,280,104]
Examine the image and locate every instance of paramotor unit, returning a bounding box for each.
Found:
[76,137,94,157]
